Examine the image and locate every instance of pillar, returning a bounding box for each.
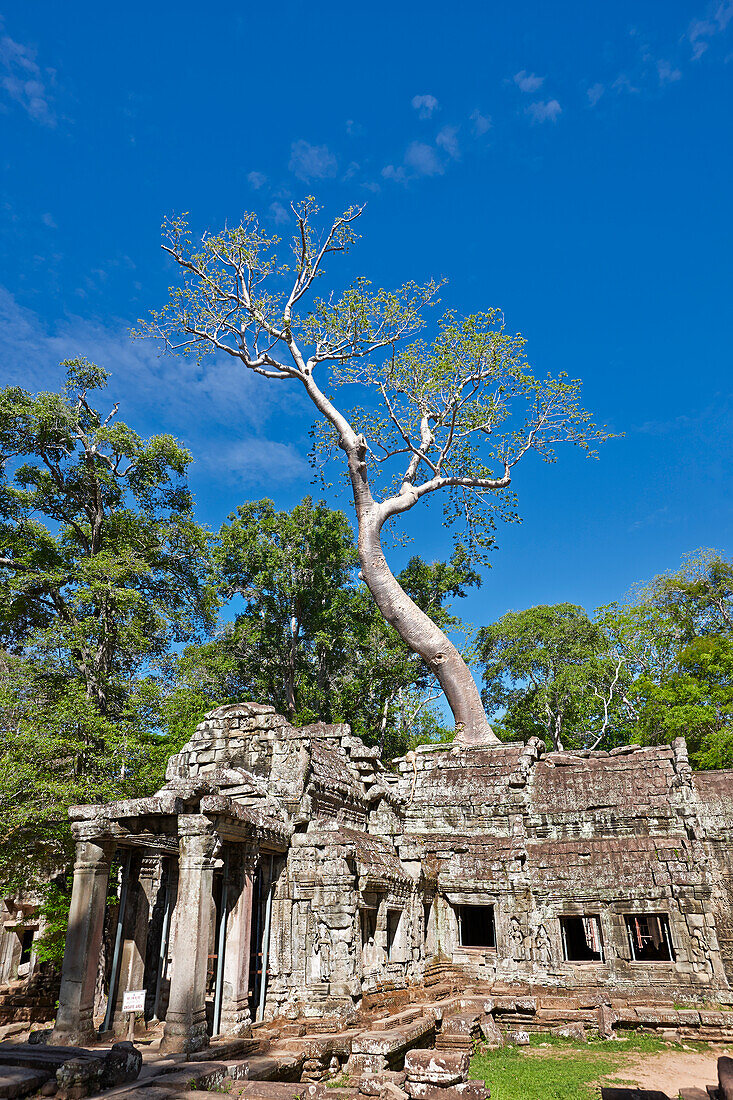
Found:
[219,845,256,1036]
[161,816,217,1053]
[51,836,114,1046]
[112,854,158,1031]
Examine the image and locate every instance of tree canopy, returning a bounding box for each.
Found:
[0,361,214,891]
[478,550,733,766]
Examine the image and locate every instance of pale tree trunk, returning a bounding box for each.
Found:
[305,385,499,747]
[349,471,498,745]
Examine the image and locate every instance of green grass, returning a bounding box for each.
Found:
[468,1031,684,1100]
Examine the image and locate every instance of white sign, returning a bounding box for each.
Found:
[122,989,146,1013]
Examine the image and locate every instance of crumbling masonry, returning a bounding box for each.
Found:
[49,703,733,1052]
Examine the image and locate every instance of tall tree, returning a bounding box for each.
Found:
[0,358,214,713]
[140,200,607,744]
[599,550,733,766]
[0,360,214,890]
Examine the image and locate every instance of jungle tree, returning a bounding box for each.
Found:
[140,201,607,744]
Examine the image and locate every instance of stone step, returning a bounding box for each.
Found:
[0,1066,51,1099]
[188,1038,262,1062]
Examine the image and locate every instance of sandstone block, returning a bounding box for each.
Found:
[359,1071,408,1096]
[551,1023,587,1042]
[404,1050,469,1086]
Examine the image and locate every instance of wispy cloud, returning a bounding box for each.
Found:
[0,27,55,125]
[247,171,267,190]
[526,99,562,123]
[514,70,545,94]
[41,212,57,229]
[404,141,444,176]
[268,201,289,225]
[288,140,338,182]
[688,1,733,59]
[436,126,460,159]
[656,59,682,85]
[411,93,439,119]
[470,108,492,135]
[0,285,306,446]
[587,83,605,107]
[199,438,310,486]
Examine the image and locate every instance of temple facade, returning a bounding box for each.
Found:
[50,703,733,1053]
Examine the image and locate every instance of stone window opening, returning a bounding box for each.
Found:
[457,905,496,949]
[19,929,34,966]
[560,915,604,962]
[624,914,675,962]
[386,908,403,962]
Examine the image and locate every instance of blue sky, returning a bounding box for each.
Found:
[1,1,732,645]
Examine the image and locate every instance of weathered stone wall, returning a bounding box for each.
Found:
[51,703,733,1046]
[391,736,733,1000]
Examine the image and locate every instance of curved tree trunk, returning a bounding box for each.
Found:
[356,508,498,745]
[306,383,500,748]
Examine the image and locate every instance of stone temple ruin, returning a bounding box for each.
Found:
[46,701,733,1061]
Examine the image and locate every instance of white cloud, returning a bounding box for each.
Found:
[382,164,407,184]
[587,83,605,107]
[411,93,439,119]
[514,70,544,93]
[436,126,459,159]
[41,212,57,228]
[470,108,492,135]
[526,99,562,123]
[612,73,640,94]
[268,201,289,225]
[688,2,733,59]
[247,171,267,189]
[657,59,682,84]
[0,285,305,437]
[288,140,337,182]
[199,438,310,486]
[404,141,444,176]
[0,30,54,125]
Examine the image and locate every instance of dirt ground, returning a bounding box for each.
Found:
[605,1046,725,1095]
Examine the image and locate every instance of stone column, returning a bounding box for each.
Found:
[219,845,256,1036]
[51,835,114,1046]
[161,816,217,1053]
[112,854,158,1031]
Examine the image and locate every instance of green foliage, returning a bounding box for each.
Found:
[161,496,476,758]
[0,362,214,894]
[33,881,71,965]
[0,656,174,893]
[478,603,627,751]
[0,359,215,712]
[478,550,733,766]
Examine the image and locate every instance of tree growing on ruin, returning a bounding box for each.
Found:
[141,201,607,744]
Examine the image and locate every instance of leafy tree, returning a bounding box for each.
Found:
[140,200,607,744]
[600,550,733,766]
[0,656,171,893]
[0,358,214,713]
[160,497,479,758]
[478,603,627,751]
[0,361,214,892]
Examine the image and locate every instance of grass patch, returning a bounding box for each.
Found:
[469,1031,685,1100]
